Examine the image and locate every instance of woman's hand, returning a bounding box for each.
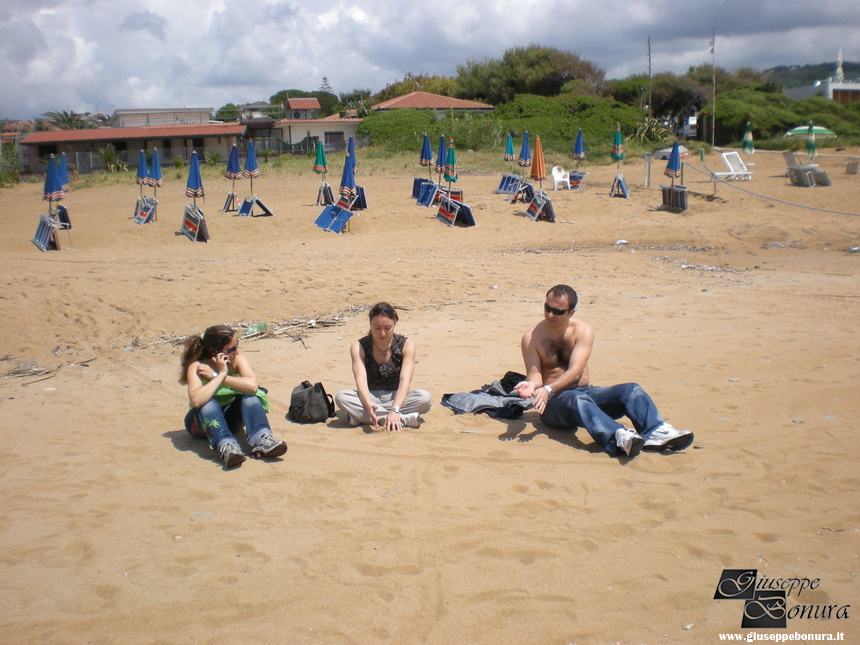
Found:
[385,410,403,432]
[212,352,231,377]
[365,405,380,427]
[196,363,219,381]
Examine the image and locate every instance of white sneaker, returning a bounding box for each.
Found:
[644,423,694,451]
[615,428,644,457]
[400,412,422,428]
[347,414,360,426]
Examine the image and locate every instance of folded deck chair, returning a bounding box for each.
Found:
[134,196,157,225]
[317,183,335,206]
[416,181,439,207]
[610,173,629,199]
[315,204,354,234]
[412,177,434,199]
[221,191,239,212]
[787,166,816,187]
[494,173,521,194]
[711,151,752,181]
[436,195,476,227]
[550,166,570,190]
[181,204,209,242]
[526,190,556,222]
[782,150,818,170]
[569,170,588,191]
[31,214,61,251]
[509,180,535,204]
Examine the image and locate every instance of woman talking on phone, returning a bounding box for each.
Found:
[335,302,432,432]
[180,324,287,468]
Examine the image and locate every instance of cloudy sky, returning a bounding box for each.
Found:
[2,0,858,120]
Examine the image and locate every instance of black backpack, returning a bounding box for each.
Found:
[287,381,335,423]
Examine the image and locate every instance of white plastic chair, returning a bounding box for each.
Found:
[551,166,570,190]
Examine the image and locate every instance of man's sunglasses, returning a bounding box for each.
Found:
[544,303,572,316]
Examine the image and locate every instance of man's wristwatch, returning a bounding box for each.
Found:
[542,385,553,397]
[390,406,401,414]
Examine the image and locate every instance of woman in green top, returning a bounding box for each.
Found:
[180,324,286,468]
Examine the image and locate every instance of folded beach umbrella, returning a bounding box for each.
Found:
[243,140,260,194]
[504,133,515,171]
[611,122,625,173]
[517,132,532,177]
[57,153,70,192]
[805,123,817,161]
[434,135,447,181]
[225,144,241,180]
[185,151,204,205]
[530,135,546,190]
[420,133,433,178]
[313,140,328,177]
[339,146,357,200]
[664,141,682,189]
[135,151,149,196]
[742,122,754,156]
[347,136,358,175]
[573,129,586,164]
[42,154,65,213]
[444,138,458,185]
[147,147,163,198]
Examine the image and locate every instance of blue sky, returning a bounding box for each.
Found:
[1,0,858,120]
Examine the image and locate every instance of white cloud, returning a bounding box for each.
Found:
[1,0,859,120]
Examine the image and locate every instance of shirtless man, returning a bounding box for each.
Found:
[513,284,694,458]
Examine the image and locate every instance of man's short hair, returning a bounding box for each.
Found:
[546,284,578,310]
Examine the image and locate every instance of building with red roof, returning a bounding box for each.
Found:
[371,91,494,116]
[20,122,246,173]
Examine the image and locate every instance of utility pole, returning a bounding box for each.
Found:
[710,28,716,148]
[647,37,652,119]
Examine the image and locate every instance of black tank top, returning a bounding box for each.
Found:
[359,333,406,390]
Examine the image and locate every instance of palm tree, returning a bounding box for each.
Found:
[43,110,93,130]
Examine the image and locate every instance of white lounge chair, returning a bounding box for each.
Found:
[782,150,830,187]
[711,151,752,181]
[550,166,570,190]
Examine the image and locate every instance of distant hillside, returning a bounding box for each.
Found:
[764,61,860,88]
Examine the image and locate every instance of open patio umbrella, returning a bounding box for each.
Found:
[573,129,586,166]
[434,135,446,184]
[419,134,433,178]
[504,133,515,171]
[742,122,754,157]
[313,140,328,178]
[42,153,65,214]
[517,132,532,177]
[530,135,546,191]
[242,140,260,194]
[805,123,817,162]
[57,153,70,192]
[339,146,357,200]
[611,122,625,172]
[147,148,163,198]
[443,138,458,194]
[664,141,682,189]
[784,124,836,138]
[185,151,204,206]
[135,151,149,197]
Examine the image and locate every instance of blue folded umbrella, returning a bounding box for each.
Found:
[185,151,204,199]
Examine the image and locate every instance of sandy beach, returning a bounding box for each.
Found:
[1,148,858,644]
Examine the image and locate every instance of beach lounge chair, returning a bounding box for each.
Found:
[711,152,752,181]
[550,166,570,190]
[569,170,587,191]
[494,173,520,194]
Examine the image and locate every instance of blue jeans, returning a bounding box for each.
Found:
[191,394,271,449]
[540,383,665,455]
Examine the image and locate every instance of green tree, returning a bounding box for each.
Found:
[215,103,239,121]
[457,45,604,105]
[374,73,461,102]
